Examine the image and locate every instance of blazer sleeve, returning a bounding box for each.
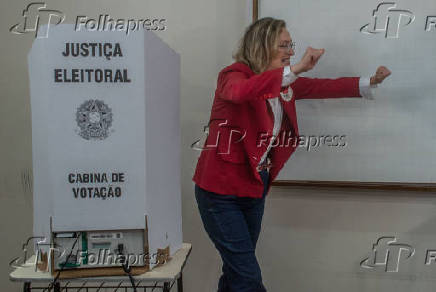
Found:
[291,77,362,100]
[217,68,284,103]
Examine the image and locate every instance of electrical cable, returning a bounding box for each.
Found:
[119,245,137,292]
[48,233,81,291]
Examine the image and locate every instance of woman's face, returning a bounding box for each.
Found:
[267,28,295,70]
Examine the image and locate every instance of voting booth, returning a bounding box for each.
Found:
[29,24,182,277]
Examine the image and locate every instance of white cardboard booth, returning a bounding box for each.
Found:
[29,24,182,276]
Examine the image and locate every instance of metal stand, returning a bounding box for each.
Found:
[22,273,184,292]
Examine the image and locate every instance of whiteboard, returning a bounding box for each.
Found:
[260,0,436,183]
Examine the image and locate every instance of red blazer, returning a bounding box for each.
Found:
[193,62,362,198]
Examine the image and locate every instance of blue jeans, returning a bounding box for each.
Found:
[195,170,269,292]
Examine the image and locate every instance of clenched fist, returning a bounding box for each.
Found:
[291,46,325,74]
[370,66,391,85]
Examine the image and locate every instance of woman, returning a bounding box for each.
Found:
[193,17,390,292]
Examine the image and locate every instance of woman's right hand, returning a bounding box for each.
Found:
[291,47,325,75]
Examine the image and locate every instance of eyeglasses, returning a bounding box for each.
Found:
[278,41,296,51]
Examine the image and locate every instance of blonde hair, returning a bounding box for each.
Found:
[234,17,286,74]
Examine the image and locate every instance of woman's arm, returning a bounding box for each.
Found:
[217,67,284,103]
[217,47,326,103]
[290,66,391,100]
[291,76,361,100]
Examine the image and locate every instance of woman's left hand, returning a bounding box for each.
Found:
[370,66,391,85]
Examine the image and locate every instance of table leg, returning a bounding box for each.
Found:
[163,282,170,292]
[177,273,183,292]
[23,282,31,292]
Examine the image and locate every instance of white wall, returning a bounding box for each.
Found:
[2,1,436,292]
[260,187,436,291]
